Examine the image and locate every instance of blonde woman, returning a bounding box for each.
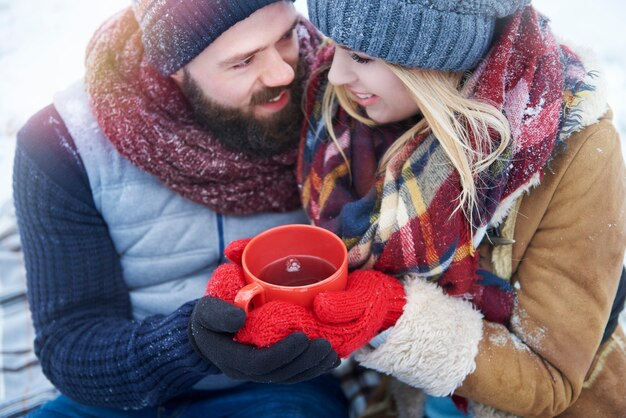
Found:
[296,0,626,416]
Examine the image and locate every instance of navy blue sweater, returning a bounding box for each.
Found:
[13,105,214,409]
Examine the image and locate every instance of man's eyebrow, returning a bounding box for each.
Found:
[220,19,299,67]
[221,47,265,67]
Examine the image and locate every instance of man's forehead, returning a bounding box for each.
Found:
[210,2,298,64]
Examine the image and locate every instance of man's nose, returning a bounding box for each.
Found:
[260,48,295,87]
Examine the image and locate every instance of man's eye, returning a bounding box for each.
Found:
[350,53,371,64]
[233,56,253,69]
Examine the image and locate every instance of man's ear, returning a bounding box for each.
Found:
[170,67,184,86]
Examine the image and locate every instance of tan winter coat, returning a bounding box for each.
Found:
[459,110,626,417]
[357,110,626,418]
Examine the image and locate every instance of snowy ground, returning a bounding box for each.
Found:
[0,0,625,312]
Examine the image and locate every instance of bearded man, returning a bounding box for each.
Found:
[14,1,346,416]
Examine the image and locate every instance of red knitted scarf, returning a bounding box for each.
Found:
[84,8,320,214]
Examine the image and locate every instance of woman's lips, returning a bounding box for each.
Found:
[349,90,379,107]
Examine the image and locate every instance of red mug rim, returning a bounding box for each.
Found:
[241,224,348,290]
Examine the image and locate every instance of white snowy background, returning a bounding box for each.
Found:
[1,0,626,197]
[0,0,624,340]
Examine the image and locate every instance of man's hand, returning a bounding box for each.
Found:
[189,296,340,384]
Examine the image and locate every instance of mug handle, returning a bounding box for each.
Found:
[234,282,265,314]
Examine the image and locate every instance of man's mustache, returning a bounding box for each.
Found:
[249,80,295,106]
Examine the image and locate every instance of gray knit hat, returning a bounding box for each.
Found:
[132,0,295,75]
[309,0,531,71]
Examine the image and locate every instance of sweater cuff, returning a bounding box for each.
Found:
[367,327,393,349]
[355,275,483,396]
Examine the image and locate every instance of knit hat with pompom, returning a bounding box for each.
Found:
[132,0,295,75]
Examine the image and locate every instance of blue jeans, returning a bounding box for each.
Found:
[28,375,348,418]
[425,395,468,418]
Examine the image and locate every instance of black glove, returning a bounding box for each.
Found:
[189,296,341,384]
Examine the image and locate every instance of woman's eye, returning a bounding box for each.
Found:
[281,29,295,41]
[350,53,371,64]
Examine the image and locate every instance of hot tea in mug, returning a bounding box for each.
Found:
[236,224,348,313]
[258,255,337,287]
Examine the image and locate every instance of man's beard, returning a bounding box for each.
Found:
[180,64,305,158]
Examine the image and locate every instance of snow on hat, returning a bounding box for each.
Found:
[133,0,296,75]
[309,0,532,71]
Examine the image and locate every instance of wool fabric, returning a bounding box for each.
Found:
[206,265,406,358]
[132,0,295,75]
[308,0,531,70]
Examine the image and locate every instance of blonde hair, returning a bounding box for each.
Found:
[321,62,511,226]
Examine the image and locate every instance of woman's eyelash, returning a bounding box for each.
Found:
[350,53,371,64]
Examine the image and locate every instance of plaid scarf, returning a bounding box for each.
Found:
[85,8,321,215]
[299,7,595,320]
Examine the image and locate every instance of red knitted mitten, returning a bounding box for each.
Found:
[223,238,251,265]
[204,239,407,358]
[204,238,251,301]
[383,290,406,329]
[313,270,405,327]
[205,263,246,303]
[235,270,406,358]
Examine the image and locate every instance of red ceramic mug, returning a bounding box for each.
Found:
[235,224,348,314]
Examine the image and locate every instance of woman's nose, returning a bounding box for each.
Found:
[328,49,356,86]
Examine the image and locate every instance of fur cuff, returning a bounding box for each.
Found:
[355,276,483,396]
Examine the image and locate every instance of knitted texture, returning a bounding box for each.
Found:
[206,264,247,303]
[299,8,595,319]
[223,237,252,265]
[205,240,405,358]
[85,10,320,215]
[309,0,531,70]
[209,270,405,358]
[313,271,405,330]
[133,0,295,75]
[13,106,213,409]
